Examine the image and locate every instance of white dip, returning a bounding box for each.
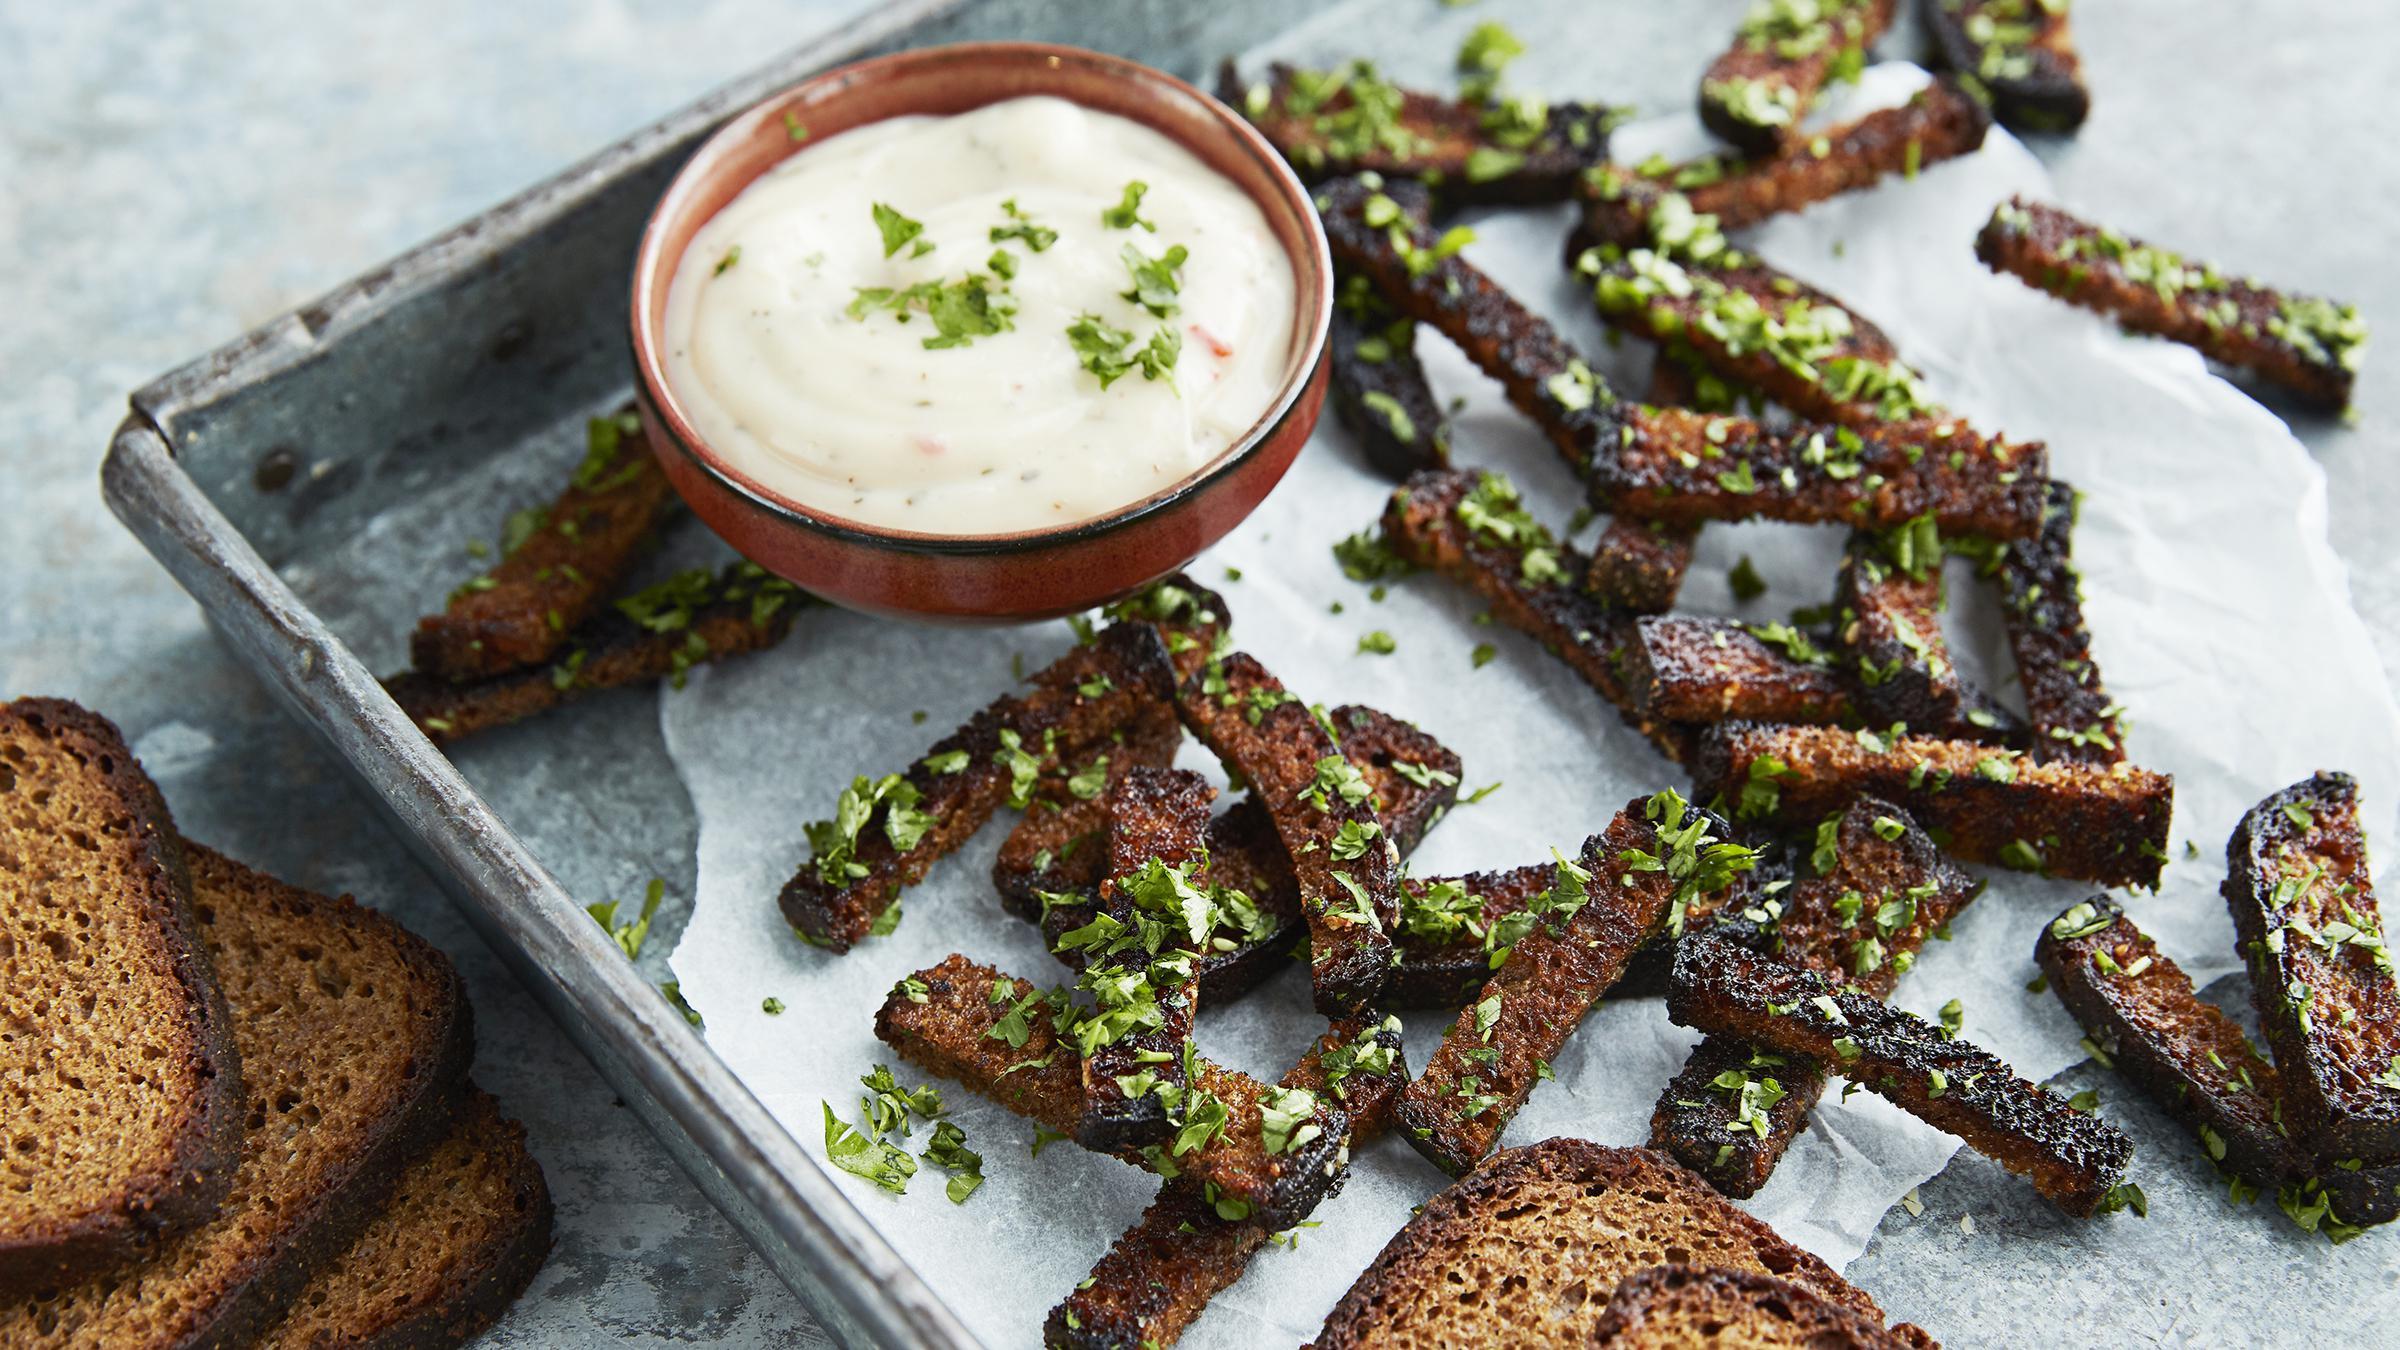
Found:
[661,95,1298,535]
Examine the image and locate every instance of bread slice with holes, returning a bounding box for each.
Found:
[1311,1141,1889,1349]
[258,1088,551,1350]
[1591,1265,1933,1348]
[1,698,243,1295]
[0,842,474,1346]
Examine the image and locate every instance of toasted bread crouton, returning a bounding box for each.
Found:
[1837,526,1967,730]
[874,957,1349,1231]
[1041,1017,1407,1350]
[1228,62,1615,207]
[1695,721,2171,887]
[1580,242,1933,430]
[1332,271,1452,480]
[409,410,676,682]
[1627,615,1853,725]
[1580,77,1988,249]
[1669,932,2134,1214]
[1070,768,1217,1153]
[1008,705,1459,1006]
[1588,519,1700,614]
[1699,0,1899,156]
[2036,896,2400,1231]
[1173,654,1398,1015]
[2225,773,2400,1162]
[0,700,241,1296]
[1397,801,1725,1176]
[1997,481,2124,764]
[1313,1140,1888,1347]
[388,561,805,746]
[1389,863,1556,1010]
[1921,0,2089,133]
[1654,800,1980,1196]
[1977,197,2365,409]
[990,702,1185,925]
[1401,792,1756,1172]
[1592,1265,1934,1349]
[1380,470,1689,760]
[1588,406,2048,540]
[1319,176,1616,472]
[779,622,1178,952]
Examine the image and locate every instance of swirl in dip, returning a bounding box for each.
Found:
[660,95,1299,536]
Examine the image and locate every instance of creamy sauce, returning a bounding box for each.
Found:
[662,96,1298,535]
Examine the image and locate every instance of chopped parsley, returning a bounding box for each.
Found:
[871,202,932,258]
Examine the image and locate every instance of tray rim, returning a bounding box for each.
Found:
[100,1,1001,1346]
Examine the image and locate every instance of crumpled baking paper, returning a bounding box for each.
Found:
[666,62,2400,1348]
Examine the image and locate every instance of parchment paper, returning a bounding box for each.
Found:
[666,62,2400,1347]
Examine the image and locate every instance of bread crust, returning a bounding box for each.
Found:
[1041,1018,1407,1349]
[1628,615,1853,725]
[874,956,1349,1232]
[1319,175,1615,473]
[1331,258,1451,481]
[1669,932,2132,1214]
[1312,1140,1885,1348]
[2036,896,2400,1228]
[0,699,243,1296]
[2224,772,2400,1162]
[1592,1264,1931,1348]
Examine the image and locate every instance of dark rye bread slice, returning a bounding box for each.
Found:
[1624,615,1852,726]
[257,1090,551,1350]
[1,698,242,1294]
[1591,1265,1934,1349]
[1921,0,2090,134]
[1312,1141,1886,1348]
[1,844,474,1346]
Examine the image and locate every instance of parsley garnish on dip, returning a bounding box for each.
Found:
[661,96,1297,534]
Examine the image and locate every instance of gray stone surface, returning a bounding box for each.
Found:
[3,0,2395,1346]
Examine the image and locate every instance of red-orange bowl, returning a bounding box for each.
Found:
[629,41,1332,623]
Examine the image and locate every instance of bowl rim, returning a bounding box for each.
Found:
[628,39,1333,559]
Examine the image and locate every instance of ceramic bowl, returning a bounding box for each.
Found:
[630,41,1332,622]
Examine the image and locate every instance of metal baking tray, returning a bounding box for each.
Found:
[98,2,1349,1346]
